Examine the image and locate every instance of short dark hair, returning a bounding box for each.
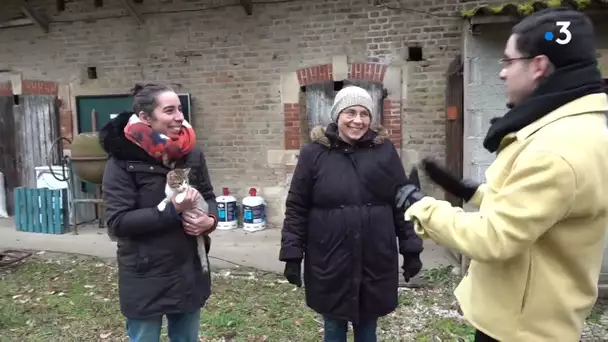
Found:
[131,83,173,116]
[511,8,596,67]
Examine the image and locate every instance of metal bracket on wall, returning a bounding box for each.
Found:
[446,106,458,121]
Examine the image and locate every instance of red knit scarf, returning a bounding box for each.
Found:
[123,114,196,166]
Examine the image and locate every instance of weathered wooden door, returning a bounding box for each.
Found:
[444,55,466,274]
[16,95,61,188]
[445,55,464,207]
[0,95,17,214]
[303,81,335,133]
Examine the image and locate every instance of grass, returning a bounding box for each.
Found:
[0,253,605,341]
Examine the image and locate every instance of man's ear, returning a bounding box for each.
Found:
[532,55,553,80]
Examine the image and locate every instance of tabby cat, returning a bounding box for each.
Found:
[157,168,209,275]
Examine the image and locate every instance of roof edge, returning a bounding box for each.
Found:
[461,0,604,18]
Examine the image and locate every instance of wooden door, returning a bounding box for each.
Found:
[444,55,468,274]
[0,96,17,214]
[17,95,61,188]
[445,55,464,207]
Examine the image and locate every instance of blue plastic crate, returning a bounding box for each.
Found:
[13,187,68,234]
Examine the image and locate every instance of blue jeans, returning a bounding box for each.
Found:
[323,316,377,342]
[125,310,200,342]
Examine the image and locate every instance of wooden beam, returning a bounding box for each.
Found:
[468,9,608,25]
[119,0,143,24]
[240,0,253,15]
[468,15,520,25]
[0,18,34,30]
[20,3,49,33]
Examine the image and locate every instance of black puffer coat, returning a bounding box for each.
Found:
[279,123,423,323]
[100,111,218,319]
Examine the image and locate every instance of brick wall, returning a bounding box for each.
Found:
[0,0,525,226]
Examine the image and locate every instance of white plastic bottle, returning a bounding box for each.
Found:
[242,187,267,232]
[215,187,238,230]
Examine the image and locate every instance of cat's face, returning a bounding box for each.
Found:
[167,168,190,192]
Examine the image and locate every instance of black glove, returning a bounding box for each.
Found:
[395,166,425,211]
[283,260,302,287]
[421,157,480,202]
[402,254,422,282]
[395,183,425,211]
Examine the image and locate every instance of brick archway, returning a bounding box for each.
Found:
[282,60,403,151]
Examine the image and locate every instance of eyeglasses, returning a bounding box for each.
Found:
[499,56,534,66]
[342,111,371,120]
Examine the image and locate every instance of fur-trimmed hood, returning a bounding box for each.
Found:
[98,111,158,163]
[310,123,390,148]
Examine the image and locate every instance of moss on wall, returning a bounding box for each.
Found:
[462,0,593,18]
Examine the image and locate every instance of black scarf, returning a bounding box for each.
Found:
[483,60,605,153]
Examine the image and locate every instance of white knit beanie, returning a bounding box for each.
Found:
[330,86,374,123]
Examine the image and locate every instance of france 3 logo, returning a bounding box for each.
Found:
[544,21,572,45]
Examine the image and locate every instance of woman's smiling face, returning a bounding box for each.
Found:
[139,91,184,140]
[337,105,371,143]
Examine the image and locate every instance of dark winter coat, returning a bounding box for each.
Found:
[279,123,423,323]
[100,111,218,319]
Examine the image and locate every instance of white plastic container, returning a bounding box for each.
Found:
[34,165,96,225]
[35,165,69,189]
[216,187,238,230]
[242,187,267,232]
[34,165,69,224]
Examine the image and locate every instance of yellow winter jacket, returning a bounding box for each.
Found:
[406,93,608,341]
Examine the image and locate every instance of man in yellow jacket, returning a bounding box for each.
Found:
[396,8,608,342]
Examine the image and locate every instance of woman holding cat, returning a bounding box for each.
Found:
[100,83,218,342]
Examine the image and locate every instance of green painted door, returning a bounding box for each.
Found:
[76,95,132,133]
[74,95,132,192]
[76,94,192,133]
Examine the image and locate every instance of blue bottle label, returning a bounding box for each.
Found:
[217,201,237,222]
[243,204,265,224]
